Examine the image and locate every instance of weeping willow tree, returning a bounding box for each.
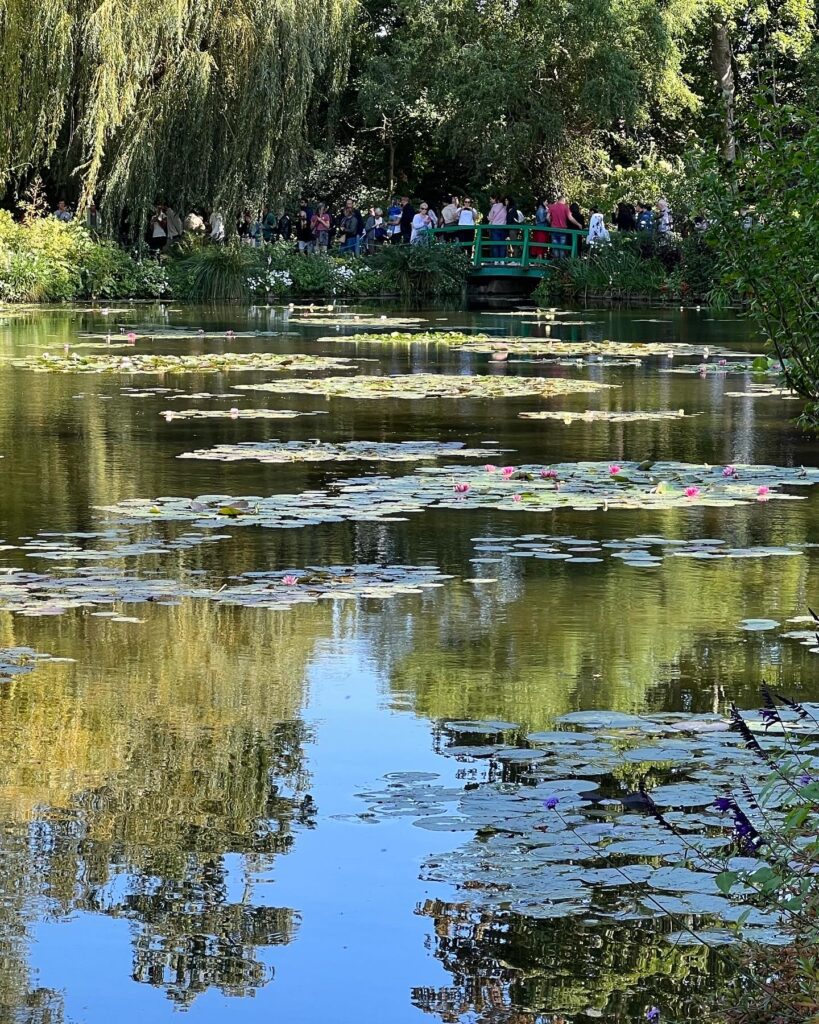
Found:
[0,0,356,226]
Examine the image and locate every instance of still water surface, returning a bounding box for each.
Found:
[0,303,817,1023]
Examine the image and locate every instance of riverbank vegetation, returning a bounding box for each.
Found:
[0,217,470,303]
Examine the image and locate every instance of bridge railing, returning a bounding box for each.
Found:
[427,223,587,270]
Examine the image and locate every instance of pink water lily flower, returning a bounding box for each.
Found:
[609,464,622,475]
[512,494,522,502]
[229,407,240,418]
[757,485,770,499]
[282,575,299,585]
[501,466,516,478]
[126,332,137,344]
[540,468,558,479]
[685,486,700,498]
[454,482,471,494]
[483,464,497,473]
[722,465,737,477]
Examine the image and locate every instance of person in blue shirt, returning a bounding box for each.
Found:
[54,200,73,222]
[387,199,402,244]
[637,203,654,231]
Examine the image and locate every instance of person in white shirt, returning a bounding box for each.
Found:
[148,204,168,251]
[587,210,610,247]
[209,209,225,243]
[411,203,433,243]
[457,197,478,255]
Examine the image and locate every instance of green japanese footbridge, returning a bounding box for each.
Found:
[428,223,586,279]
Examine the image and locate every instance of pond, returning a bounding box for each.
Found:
[0,301,817,1024]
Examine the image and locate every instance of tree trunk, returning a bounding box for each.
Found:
[388,139,395,196]
[711,17,736,162]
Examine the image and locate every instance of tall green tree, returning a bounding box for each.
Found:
[0,0,357,224]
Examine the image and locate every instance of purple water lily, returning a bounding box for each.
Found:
[646,1008,660,1022]
[544,796,560,810]
[714,796,734,813]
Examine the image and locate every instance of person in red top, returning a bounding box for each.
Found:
[547,195,582,257]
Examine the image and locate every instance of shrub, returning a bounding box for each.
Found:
[531,232,719,306]
[166,241,257,302]
[373,241,469,302]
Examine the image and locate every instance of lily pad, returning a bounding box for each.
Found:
[162,409,329,421]
[177,440,507,465]
[0,646,75,680]
[10,352,359,375]
[520,409,698,424]
[94,461,819,532]
[235,373,613,402]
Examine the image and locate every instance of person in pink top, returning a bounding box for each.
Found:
[487,194,507,260]
[547,194,582,257]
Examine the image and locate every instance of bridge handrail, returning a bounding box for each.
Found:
[426,222,586,271]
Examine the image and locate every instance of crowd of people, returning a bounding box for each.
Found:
[51,192,685,256]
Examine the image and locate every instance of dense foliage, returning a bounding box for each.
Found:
[0,217,471,302]
[532,233,720,305]
[704,93,819,429]
[1,0,815,218]
[0,0,355,227]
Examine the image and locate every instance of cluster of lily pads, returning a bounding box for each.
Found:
[725,384,799,400]
[162,408,328,421]
[0,563,451,618]
[662,360,781,377]
[11,352,358,375]
[520,409,697,424]
[354,708,813,944]
[292,313,425,328]
[313,333,758,361]
[78,328,289,342]
[121,387,242,399]
[0,646,75,680]
[469,533,808,569]
[177,440,505,465]
[235,373,612,402]
[93,461,819,531]
[6,528,229,562]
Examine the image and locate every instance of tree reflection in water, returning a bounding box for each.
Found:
[414,899,726,1022]
[0,600,325,1009]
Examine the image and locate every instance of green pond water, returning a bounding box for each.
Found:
[0,302,817,1024]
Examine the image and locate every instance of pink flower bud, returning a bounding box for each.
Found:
[454,482,470,494]
[609,464,622,475]
[685,486,700,498]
